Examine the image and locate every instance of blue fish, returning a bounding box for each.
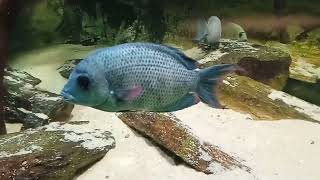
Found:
[61,42,238,112]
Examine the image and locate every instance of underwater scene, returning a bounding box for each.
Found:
[1,0,320,179]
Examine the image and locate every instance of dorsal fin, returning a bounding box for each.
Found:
[143,43,195,70]
[127,42,198,70]
[161,44,198,70]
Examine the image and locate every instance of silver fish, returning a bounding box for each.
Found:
[61,42,238,112]
[194,16,222,45]
[222,22,248,41]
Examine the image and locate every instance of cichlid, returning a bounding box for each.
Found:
[222,22,248,41]
[194,16,222,45]
[61,42,238,112]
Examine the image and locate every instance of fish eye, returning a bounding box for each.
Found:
[77,75,90,90]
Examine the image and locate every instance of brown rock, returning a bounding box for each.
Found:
[218,75,317,122]
[188,39,291,90]
[4,67,74,129]
[118,112,251,174]
[0,122,115,180]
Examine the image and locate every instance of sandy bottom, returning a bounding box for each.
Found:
[9,45,320,180]
[73,104,320,180]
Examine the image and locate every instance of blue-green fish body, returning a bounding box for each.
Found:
[61,42,237,112]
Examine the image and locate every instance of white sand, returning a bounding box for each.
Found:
[74,104,320,180]
[9,45,320,180]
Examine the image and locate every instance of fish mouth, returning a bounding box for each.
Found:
[61,91,75,102]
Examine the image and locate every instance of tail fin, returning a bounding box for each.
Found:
[197,64,239,108]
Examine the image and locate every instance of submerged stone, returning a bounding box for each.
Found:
[218,75,320,123]
[283,78,320,106]
[0,122,115,180]
[57,58,83,79]
[4,68,74,129]
[118,112,251,174]
[195,39,291,90]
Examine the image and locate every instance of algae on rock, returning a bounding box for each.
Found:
[118,112,251,174]
[0,122,115,180]
[4,68,74,129]
[218,75,318,122]
[188,39,291,90]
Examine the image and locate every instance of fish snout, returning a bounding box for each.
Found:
[61,90,75,102]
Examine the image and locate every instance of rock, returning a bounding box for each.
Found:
[185,42,319,122]
[287,24,304,42]
[218,75,319,122]
[290,30,320,83]
[193,39,291,90]
[283,78,320,106]
[296,27,320,44]
[0,122,115,180]
[262,40,320,105]
[4,68,74,129]
[265,40,320,84]
[5,123,23,134]
[81,37,100,46]
[118,112,251,174]
[184,47,208,61]
[290,57,320,83]
[57,58,83,79]
[5,66,42,86]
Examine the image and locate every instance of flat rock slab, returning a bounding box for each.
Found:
[290,28,320,83]
[186,39,291,90]
[118,112,251,174]
[0,122,115,180]
[57,58,83,79]
[4,67,74,129]
[290,59,320,83]
[264,41,320,84]
[219,75,320,123]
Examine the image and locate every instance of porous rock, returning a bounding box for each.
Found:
[0,122,115,180]
[4,67,74,129]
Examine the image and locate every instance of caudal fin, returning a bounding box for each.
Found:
[197,64,240,108]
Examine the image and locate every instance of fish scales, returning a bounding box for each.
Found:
[61,42,237,112]
[97,44,199,110]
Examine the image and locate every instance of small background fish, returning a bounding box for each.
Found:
[194,16,222,46]
[222,22,248,41]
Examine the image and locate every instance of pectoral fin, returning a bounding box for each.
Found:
[115,85,143,101]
